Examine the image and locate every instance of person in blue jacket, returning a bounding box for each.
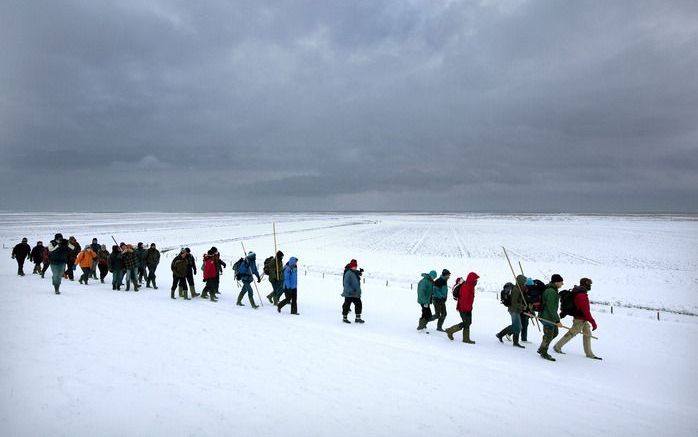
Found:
[236,251,261,308]
[277,256,299,315]
[341,259,364,324]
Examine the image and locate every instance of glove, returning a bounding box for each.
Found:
[257,278,261,283]
[11,255,15,259]
[591,322,598,331]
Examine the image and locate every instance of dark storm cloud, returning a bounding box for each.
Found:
[0,0,696,212]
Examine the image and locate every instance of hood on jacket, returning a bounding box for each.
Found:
[422,270,437,280]
[288,257,298,267]
[516,274,527,286]
[466,272,480,284]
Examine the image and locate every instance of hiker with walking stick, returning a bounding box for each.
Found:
[537,274,565,361]
[264,251,285,305]
[496,275,528,349]
[554,278,602,360]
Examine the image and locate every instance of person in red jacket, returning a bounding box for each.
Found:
[445,272,480,344]
[554,278,602,360]
[201,250,218,302]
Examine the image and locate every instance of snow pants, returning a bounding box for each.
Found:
[278,288,298,314]
[342,297,362,316]
[538,324,559,355]
[554,319,595,357]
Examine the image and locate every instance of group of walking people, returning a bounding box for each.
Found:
[12,235,599,360]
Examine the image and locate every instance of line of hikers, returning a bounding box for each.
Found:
[417,268,601,361]
[14,234,366,323]
[14,235,598,357]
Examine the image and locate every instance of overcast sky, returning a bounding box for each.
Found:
[1,0,696,213]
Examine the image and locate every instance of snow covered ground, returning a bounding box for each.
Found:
[1,213,696,436]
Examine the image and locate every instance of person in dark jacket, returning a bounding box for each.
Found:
[145,243,161,289]
[554,278,602,360]
[40,244,50,278]
[521,278,546,343]
[48,233,74,294]
[277,257,299,315]
[496,274,528,348]
[108,245,124,290]
[64,236,80,281]
[184,248,199,298]
[89,238,101,279]
[446,272,480,344]
[236,251,261,308]
[96,245,110,283]
[121,245,140,292]
[341,259,364,324]
[11,238,31,276]
[537,275,564,361]
[417,270,437,330]
[265,251,285,305]
[135,242,147,284]
[432,269,451,331]
[30,241,45,275]
[171,249,190,300]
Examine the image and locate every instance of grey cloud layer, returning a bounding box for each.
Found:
[1,0,696,212]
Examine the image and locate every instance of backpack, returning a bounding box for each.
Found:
[263,256,275,276]
[452,282,463,301]
[559,289,577,318]
[232,258,245,280]
[500,282,514,307]
[527,279,546,311]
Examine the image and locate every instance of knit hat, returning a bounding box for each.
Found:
[580,278,593,290]
[54,233,63,240]
[551,274,564,283]
[150,243,156,248]
[442,269,451,276]
[22,237,27,243]
[428,270,437,279]
[277,250,284,258]
[348,259,358,269]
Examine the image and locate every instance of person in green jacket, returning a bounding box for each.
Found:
[417,270,437,330]
[537,274,565,361]
[496,274,528,348]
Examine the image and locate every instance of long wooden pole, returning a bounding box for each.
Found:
[524,313,598,340]
[241,242,263,307]
[502,247,541,332]
[273,223,280,280]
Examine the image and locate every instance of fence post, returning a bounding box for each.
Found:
[657,311,660,321]
[410,283,413,290]
[611,306,614,314]
[322,273,325,279]
[386,280,388,287]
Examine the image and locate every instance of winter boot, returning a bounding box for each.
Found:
[513,334,525,348]
[152,279,158,290]
[210,292,217,302]
[54,284,60,294]
[540,352,556,361]
[126,282,130,291]
[463,328,476,344]
[266,293,274,304]
[445,325,460,340]
[183,288,190,300]
[250,297,259,309]
[190,285,199,298]
[436,320,445,332]
[354,315,365,324]
[343,315,351,324]
[146,279,151,288]
[417,318,427,331]
[171,288,176,299]
[201,289,209,299]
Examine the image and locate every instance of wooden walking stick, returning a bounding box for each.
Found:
[273,222,280,280]
[524,313,599,340]
[518,261,524,276]
[502,247,541,332]
[241,241,264,307]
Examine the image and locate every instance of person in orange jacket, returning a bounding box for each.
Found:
[75,244,97,285]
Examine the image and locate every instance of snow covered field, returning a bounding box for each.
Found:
[1,213,697,436]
